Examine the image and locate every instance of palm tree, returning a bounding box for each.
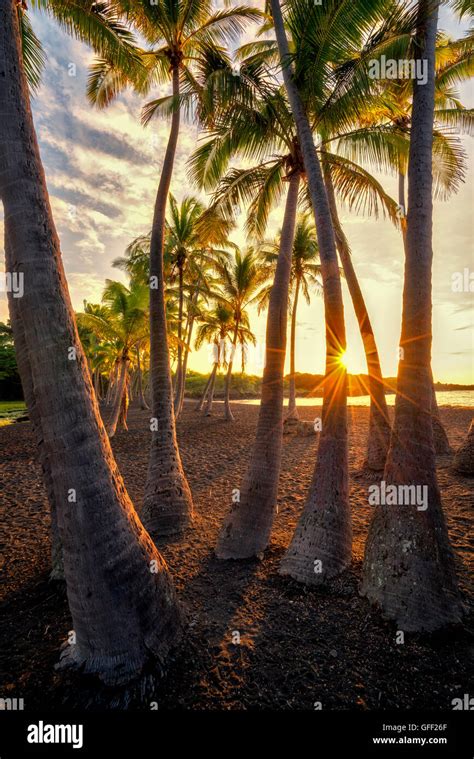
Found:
[214,250,267,423]
[270,0,351,582]
[361,0,463,631]
[165,194,234,418]
[5,242,63,581]
[192,31,402,555]
[333,26,474,458]
[166,194,206,417]
[194,303,248,415]
[85,0,261,536]
[77,279,149,437]
[321,152,392,469]
[1,0,182,685]
[257,216,323,420]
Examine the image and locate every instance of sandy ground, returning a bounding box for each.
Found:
[0,402,473,710]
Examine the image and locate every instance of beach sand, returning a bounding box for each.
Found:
[1,402,473,710]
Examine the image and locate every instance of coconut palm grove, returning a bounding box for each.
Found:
[0,0,473,752]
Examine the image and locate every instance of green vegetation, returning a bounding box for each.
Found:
[0,401,27,427]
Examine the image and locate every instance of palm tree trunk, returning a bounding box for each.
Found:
[93,368,102,402]
[4,247,64,580]
[271,0,350,584]
[177,287,198,417]
[400,168,449,453]
[361,0,462,631]
[177,315,195,416]
[0,0,182,684]
[136,345,149,410]
[143,64,193,536]
[195,364,215,411]
[398,166,408,246]
[105,362,116,405]
[223,324,239,421]
[204,361,218,415]
[287,275,300,419]
[453,418,473,474]
[173,263,185,415]
[430,370,451,453]
[106,354,129,438]
[216,172,300,558]
[323,157,391,471]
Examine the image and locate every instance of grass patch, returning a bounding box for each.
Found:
[0,401,27,427]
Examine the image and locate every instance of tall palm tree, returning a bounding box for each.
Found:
[361,0,463,631]
[257,216,323,419]
[333,25,474,458]
[270,0,351,582]
[321,151,392,470]
[216,180,299,553]
[1,0,182,685]
[85,0,262,536]
[191,60,385,556]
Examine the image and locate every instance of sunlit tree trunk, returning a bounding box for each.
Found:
[143,64,193,536]
[323,157,391,470]
[4,244,64,580]
[223,324,239,421]
[270,0,350,584]
[136,344,149,410]
[400,163,449,454]
[430,370,451,453]
[0,0,182,684]
[195,366,214,411]
[176,290,198,418]
[173,263,185,416]
[216,173,300,558]
[93,368,102,402]
[204,360,219,415]
[287,274,300,419]
[361,0,462,631]
[106,353,130,438]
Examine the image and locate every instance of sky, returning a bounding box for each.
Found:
[0,2,473,383]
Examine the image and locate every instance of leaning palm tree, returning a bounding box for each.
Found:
[1,0,182,685]
[361,0,463,631]
[86,0,262,536]
[257,216,323,419]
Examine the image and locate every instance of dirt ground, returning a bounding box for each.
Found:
[1,402,473,710]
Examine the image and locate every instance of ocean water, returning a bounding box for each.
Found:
[238,390,474,408]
